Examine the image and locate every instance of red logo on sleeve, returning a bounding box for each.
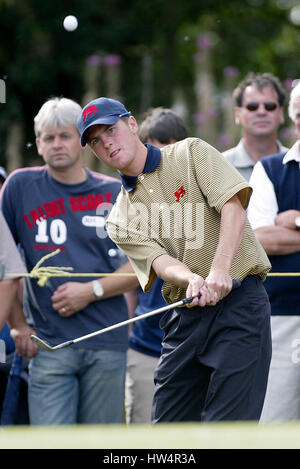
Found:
[82,105,98,122]
[174,186,186,202]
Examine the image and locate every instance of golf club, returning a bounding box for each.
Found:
[31,278,241,351]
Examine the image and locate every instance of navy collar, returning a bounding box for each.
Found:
[119,144,161,192]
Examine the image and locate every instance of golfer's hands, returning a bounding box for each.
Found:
[185,271,232,307]
[52,281,94,317]
[10,324,39,359]
[205,270,233,304]
[185,274,210,307]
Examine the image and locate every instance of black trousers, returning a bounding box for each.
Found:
[151,276,272,422]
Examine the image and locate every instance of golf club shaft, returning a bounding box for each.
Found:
[72,297,187,345]
[72,278,241,345]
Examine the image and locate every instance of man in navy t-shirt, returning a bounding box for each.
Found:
[0,97,138,425]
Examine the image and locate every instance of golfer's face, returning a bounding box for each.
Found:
[88,117,138,174]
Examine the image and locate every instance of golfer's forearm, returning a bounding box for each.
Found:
[152,254,197,288]
[255,226,300,255]
[211,196,246,272]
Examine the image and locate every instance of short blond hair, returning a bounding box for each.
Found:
[288,81,300,123]
[34,97,82,137]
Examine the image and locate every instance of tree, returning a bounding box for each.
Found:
[0,0,299,170]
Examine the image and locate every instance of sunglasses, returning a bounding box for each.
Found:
[244,102,278,112]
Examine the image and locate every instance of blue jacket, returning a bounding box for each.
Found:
[261,152,300,315]
[129,278,165,357]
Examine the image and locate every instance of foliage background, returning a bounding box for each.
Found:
[0,0,299,173]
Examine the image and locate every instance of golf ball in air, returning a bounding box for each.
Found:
[63,15,78,32]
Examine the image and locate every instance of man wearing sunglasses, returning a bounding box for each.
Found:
[223,72,288,181]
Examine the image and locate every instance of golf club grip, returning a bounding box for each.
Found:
[182,278,241,305]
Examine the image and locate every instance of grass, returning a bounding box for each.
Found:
[0,421,299,449]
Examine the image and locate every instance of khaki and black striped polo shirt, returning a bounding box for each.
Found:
[107,137,271,304]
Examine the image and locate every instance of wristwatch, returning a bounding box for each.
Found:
[295,217,300,229]
[92,280,104,299]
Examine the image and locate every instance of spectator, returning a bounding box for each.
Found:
[247,80,300,421]
[223,72,288,180]
[77,97,272,422]
[125,107,188,423]
[0,97,138,425]
[0,210,26,331]
[0,210,28,424]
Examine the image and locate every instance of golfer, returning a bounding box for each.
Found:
[77,97,272,422]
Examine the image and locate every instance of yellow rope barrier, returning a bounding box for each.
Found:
[4,248,300,287]
[5,249,136,287]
